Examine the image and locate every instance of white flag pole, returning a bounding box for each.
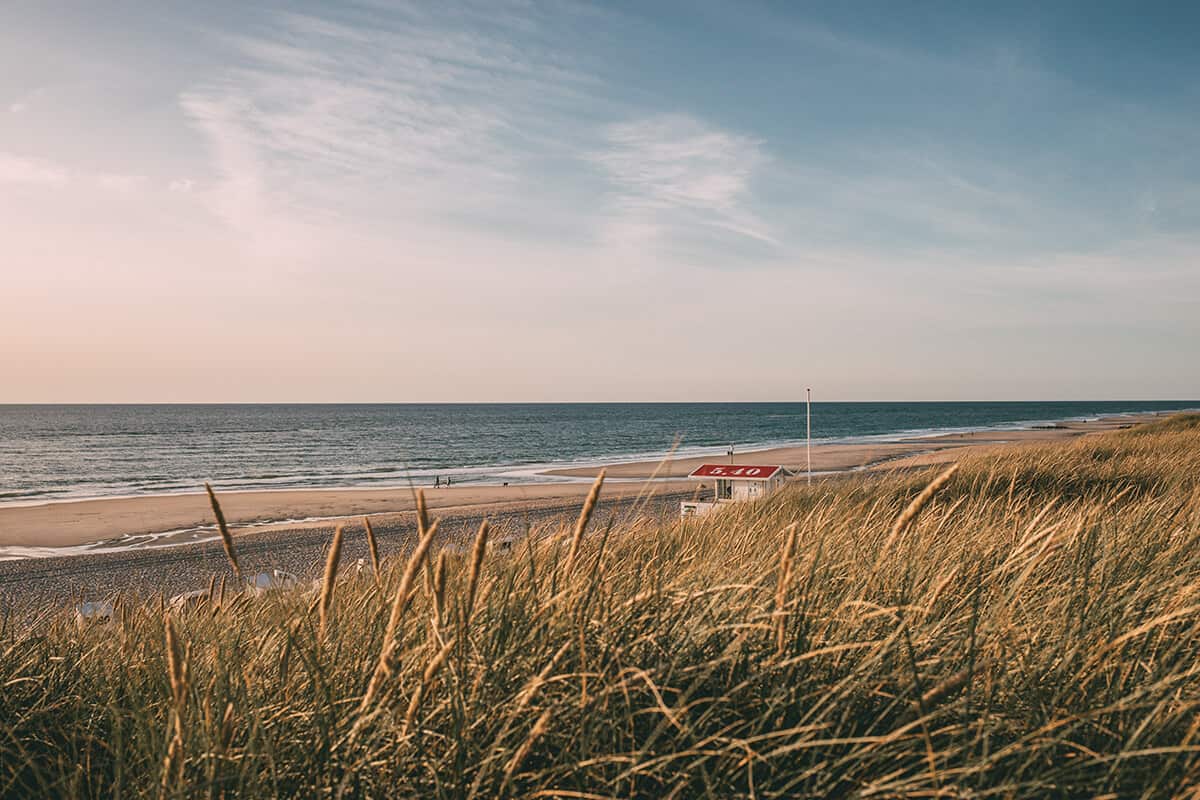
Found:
[806,388,812,485]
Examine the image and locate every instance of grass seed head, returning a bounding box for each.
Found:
[318,524,345,641]
[205,482,241,580]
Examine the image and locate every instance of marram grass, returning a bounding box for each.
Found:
[4,415,1200,798]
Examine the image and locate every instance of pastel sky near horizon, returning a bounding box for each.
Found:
[2,1,1198,402]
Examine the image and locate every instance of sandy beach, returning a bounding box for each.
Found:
[541,416,1138,479]
[0,414,1146,554]
[0,489,694,620]
[0,481,696,551]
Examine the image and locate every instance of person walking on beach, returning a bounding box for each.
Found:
[435,475,441,488]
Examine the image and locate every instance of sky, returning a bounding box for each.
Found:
[2,0,1198,402]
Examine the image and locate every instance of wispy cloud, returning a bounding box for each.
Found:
[590,114,775,250]
[0,154,158,195]
[178,2,608,253]
[0,153,171,199]
[4,0,1200,401]
[0,152,67,185]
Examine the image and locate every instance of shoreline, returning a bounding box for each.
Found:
[536,414,1144,479]
[0,481,698,556]
[3,408,1185,509]
[0,489,694,621]
[0,412,1162,558]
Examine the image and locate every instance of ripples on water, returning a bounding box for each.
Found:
[1,402,1195,504]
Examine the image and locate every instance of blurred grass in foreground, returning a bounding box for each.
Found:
[3,414,1200,798]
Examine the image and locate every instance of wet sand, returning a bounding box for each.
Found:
[0,490,692,622]
[0,413,1160,621]
[0,481,693,551]
[541,416,1138,480]
[0,415,1148,555]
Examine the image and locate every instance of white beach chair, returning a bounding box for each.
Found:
[75,600,114,627]
[245,569,299,595]
[168,588,211,610]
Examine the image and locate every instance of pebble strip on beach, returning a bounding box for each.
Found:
[0,491,693,626]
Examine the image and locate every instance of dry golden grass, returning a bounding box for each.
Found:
[464,519,490,622]
[566,470,605,574]
[363,515,382,586]
[317,524,344,642]
[4,415,1200,798]
[159,614,188,799]
[204,481,239,580]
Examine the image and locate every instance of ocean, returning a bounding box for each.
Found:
[1,402,1196,506]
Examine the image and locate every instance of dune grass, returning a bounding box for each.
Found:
[3,415,1200,798]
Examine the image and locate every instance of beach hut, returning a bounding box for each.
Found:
[680,464,789,517]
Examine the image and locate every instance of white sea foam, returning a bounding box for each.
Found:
[0,513,364,561]
[2,407,1194,562]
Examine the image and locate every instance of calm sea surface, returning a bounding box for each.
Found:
[1,402,1196,505]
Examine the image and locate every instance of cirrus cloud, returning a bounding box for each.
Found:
[590,114,776,250]
[0,152,67,185]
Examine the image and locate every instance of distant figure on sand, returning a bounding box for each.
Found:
[435,476,441,488]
